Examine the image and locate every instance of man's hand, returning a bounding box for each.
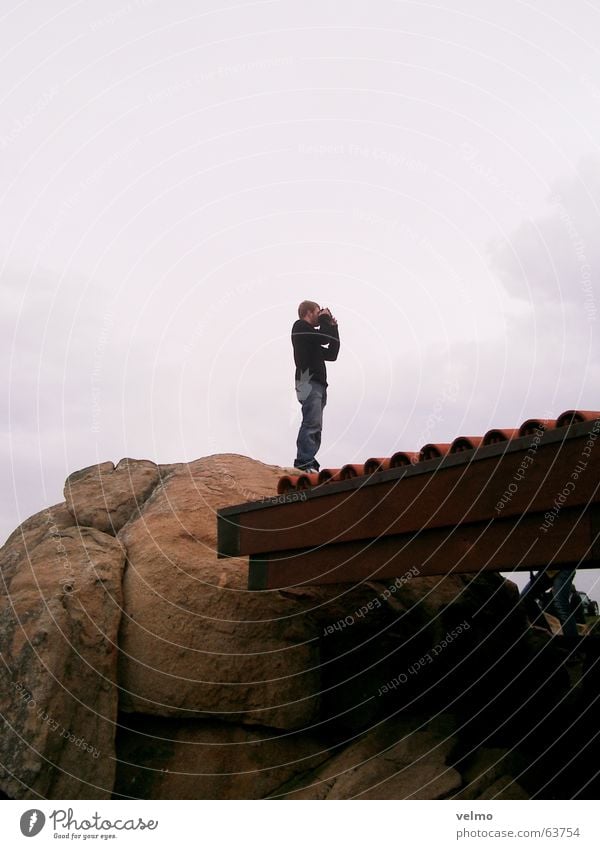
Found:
[319,307,337,326]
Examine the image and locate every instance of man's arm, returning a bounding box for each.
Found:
[318,317,340,361]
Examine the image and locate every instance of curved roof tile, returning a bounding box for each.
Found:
[340,463,366,480]
[419,443,452,462]
[450,436,484,453]
[364,457,392,475]
[556,409,600,428]
[518,418,555,437]
[296,472,320,490]
[390,451,419,467]
[482,428,520,445]
[318,468,342,484]
[277,475,299,494]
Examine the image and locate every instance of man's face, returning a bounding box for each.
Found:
[306,305,321,326]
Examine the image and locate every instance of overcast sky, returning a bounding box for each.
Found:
[2,1,599,596]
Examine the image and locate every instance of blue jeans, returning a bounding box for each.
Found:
[520,568,578,637]
[294,380,327,470]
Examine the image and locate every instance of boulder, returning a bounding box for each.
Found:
[0,511,126,799]
[117,457,530,734]
[299,572,528,736]
[276,715,462,799]
[452,748,529,800]
[3,452,598,800]
[2,501,75,572]
[113,714,330,799]
[64,459,162,534]
[116,455,324,729]
[117,454,421,730]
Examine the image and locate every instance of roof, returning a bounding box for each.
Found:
[276,410,600,495]
[217,410,600,590]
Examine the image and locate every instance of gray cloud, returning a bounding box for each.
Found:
[489,155,600,323]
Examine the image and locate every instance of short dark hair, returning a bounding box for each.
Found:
[298,300,319,318]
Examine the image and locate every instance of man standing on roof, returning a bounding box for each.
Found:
[292,300,340,473]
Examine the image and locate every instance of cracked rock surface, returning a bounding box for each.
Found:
[0,509,126,799]
[64,459,164,535]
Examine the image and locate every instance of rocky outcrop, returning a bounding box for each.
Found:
[0,506,126,798]
[64,459,162,535]
[113,715,330,800]
[1,453,599,800]
[451,748,529,800]
[276,714,463,799]
[116,455,323,728]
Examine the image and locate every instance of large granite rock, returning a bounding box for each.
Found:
[113,714,330,799]
[116,455,324,729]
[64,459,163,535]
[2,501,75,565]
[298,571,528,737]
[116,456,531,734]
[452,748,529,800]
[117,455,477,731]
[0,505,126,799]
[276,715,462,799]
[2,452,599,800]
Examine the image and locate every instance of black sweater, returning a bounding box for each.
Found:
[291,317,340,387]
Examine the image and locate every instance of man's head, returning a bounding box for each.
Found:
[298,300,321,326]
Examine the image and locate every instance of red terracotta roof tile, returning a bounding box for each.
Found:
[450,436,484,453]
[363,457,392,475]
[419,443,452,462]
[390,451,419,467]
[296,472,320,490]
[318,468,342,484]
[482,428,520,445]
[556,409,600,428]
[518,418,555,437]
[277,475,299,494]
[340,463,366,480]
